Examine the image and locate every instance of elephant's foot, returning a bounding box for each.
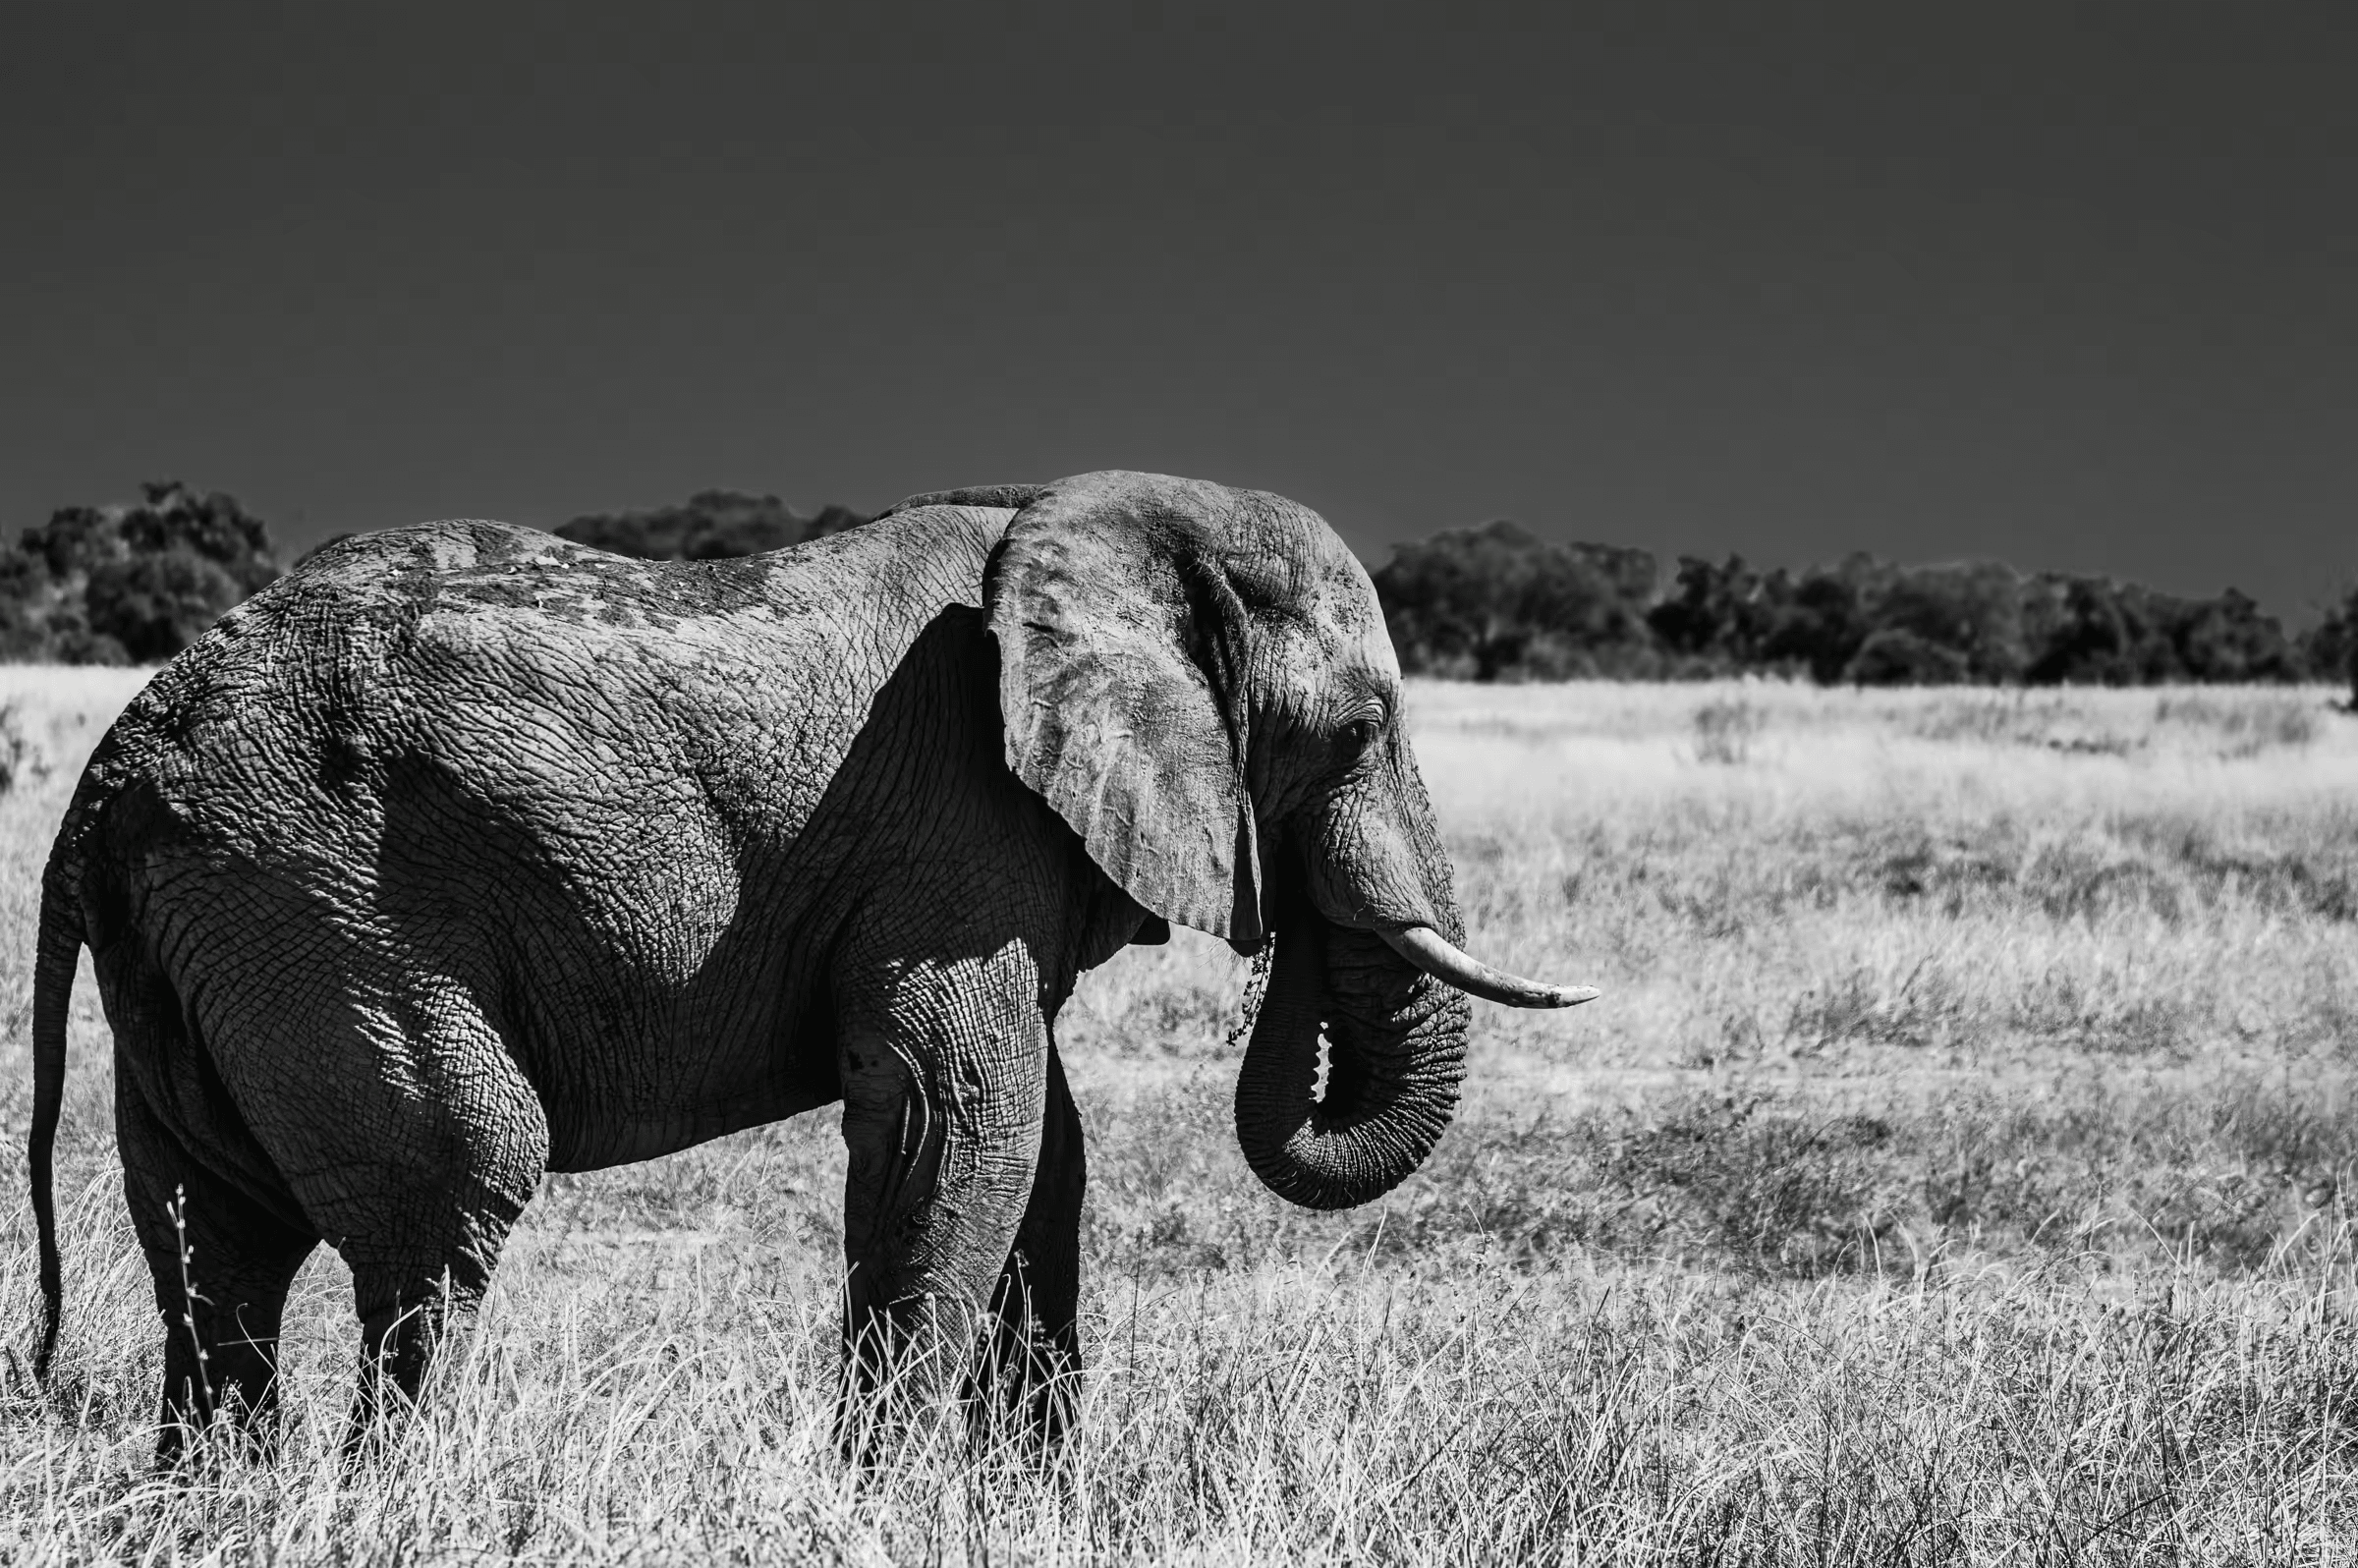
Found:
[967,1307,1081,1457]
[835,1289,979,1465]
[118,1090,317,1472]
[153,1317,299,1472]
[340,1284,484,1468]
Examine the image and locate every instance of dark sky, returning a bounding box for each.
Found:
[7,4,2354,618]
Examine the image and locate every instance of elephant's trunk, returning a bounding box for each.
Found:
[1232,894,1471,1211]
[1229,724,1595,1210]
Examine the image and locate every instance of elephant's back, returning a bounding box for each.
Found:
[101,519,806,759]
[282,519,798,633]
[73,505,1016,836]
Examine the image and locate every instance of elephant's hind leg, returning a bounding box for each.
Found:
[977,1039,1085,1447]
[283,990,549,1456]
[118,1085,317,1466]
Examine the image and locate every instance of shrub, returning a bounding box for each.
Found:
[1692,698,1763,763]
[2301,584,2358,703]
[85,550,248,662]
[0,701,28,795]
[1843,629,1972,686]
[1,481,279,664]
[555,491,870,560]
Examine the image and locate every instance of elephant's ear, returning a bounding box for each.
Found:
[985,472,1264,949]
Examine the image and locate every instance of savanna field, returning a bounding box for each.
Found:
[2,669,2355,1564]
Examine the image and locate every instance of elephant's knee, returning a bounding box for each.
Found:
[840,1032,918,1137]
[839,1036,934,1246]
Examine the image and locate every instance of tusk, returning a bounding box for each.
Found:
[1377,925,1600,1009]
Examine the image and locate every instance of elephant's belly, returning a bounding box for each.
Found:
[542,1085,840,1173]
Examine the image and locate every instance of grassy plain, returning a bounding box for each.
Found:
[2,668,2356,1563]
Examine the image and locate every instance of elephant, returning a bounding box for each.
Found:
[26,469,1593,1461]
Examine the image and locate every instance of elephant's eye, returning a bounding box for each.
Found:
[1337,712,1383,759]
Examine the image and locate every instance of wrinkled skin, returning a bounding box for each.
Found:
[27,471,1558,1462]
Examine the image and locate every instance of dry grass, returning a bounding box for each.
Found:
[2,669,2356,1562]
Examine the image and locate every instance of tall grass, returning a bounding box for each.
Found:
[3,671,2355,1562]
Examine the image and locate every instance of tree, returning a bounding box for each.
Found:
[1872,562,2029,682]
[2022,576,2132,684]
[2021,576,2192,685]
[0,547,56,661]
[1760,567,1874,683]
[2172,588,2296,683]
[1373,520,1658,680]
[86,551,248,662]
[2301,585,2358,703]
[801,504,870,540]
[1648,555,1779,669]
[2,482,279,664]
[556,490,870,560]
[22,505,122,581]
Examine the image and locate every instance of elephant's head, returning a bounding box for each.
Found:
[892,471,1595,1210]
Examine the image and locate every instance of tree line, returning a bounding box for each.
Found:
[1376,519,2358,692]
[3,484,2352,697]
[0,485,872,666]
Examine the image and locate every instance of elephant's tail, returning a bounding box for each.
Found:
[29,855,83,1383]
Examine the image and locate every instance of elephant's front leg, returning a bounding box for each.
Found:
[977,1040,1084,1447]
[836,953,1046,1456]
